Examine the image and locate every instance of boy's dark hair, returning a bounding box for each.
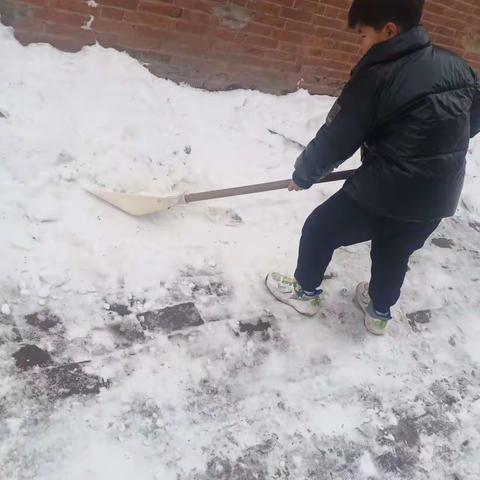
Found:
[348,0,425,32]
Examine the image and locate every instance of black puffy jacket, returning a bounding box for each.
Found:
[293,26,480,222]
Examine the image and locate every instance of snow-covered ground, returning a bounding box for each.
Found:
[1,22,480,479]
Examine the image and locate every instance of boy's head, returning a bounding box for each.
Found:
[348,0,425,55]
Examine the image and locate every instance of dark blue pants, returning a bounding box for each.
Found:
[294,189,440,311]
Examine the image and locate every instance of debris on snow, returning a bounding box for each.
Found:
[13,345,53,370]
[25,310,63,332]
[207,206,243,226]
[431,237,455,249]
[138,302,204,333]
[44,362,110,398]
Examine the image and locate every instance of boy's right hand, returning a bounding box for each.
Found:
[288,180,303,191]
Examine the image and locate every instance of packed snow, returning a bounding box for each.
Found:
[1,21,480,479]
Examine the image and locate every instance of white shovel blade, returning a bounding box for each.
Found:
[85,187,186,216]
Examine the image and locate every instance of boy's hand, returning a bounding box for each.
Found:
[288,180,303,191]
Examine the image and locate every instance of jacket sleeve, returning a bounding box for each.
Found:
[471,77,480,138]
[293,72,380,189]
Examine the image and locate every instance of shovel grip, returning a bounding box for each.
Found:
[184,169,355,204]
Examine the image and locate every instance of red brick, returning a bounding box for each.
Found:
[293,0,325,15]
[174,0,216,14]
[124,11,177,28]
[92,17,136,36]
[285,19,316,35]
[253,13,286,28]
[263,47,297,61]
[322,0,350,9]
[228,0,248,7]
[322,48,359,62]
[301,64,349,82]
[181,9,214,24]
[243,21,274,37]
[163,29,210,45]
[263,58,299,72]
[443,6,469,22]
[18,0,49,7]
[33,7,88,27]
[301,81,341,95]
[301,54,349,70]
[209,38,237,53]
[277,29,304,44]
[240,33,278,49]
[278,40,300,53]
[305,46,323,58]
[138,1,183,17]
[48,33,92,51]
[134,24,163,42]
[50,0,93,14]
[329,29,358,43]
[127,49,172,64]
[312,14,345,29]
[280,6,311,22]
[422,20,437,32]
[232,43,264,56]
[323,5,344,19]
[435,25,457,37]
[162,41,210,56]
[14,30,47,45]
[100,0,138,10]
[175,20,207,34]
[12,17,45,32]
[444,18,468,31]
[332,40,357,54]
[304,33,335,49]
[212,51,267,68]
[426,2,447,15]
[95,31,120,47]
[247,0,281,16]
[265,0,294,6]
[101,6,124,20]
[465,52,480,63]
[45,22,96,41]
[208,27,238,42]
[430,31,459,47]
[169,56,228,74]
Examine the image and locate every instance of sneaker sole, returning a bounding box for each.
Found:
[264,275,317,317]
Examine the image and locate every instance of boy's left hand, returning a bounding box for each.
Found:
[288,180,303,191]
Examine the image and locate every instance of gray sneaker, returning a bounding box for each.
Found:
[265,272,320,316]
[355,282,390,335]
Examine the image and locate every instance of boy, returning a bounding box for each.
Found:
[266,0,480,335]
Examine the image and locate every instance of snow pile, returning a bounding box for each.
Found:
[1,22,480,480]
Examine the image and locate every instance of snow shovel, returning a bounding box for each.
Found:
[85,169,355,216]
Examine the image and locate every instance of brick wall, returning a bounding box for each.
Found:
[1,0,479,95]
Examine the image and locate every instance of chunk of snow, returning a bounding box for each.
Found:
[358,451,380,479]
[38,285,51,298]
[1,303,11,315]
[81,15,94,30]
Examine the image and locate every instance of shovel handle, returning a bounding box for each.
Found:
[184,169,355,204]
